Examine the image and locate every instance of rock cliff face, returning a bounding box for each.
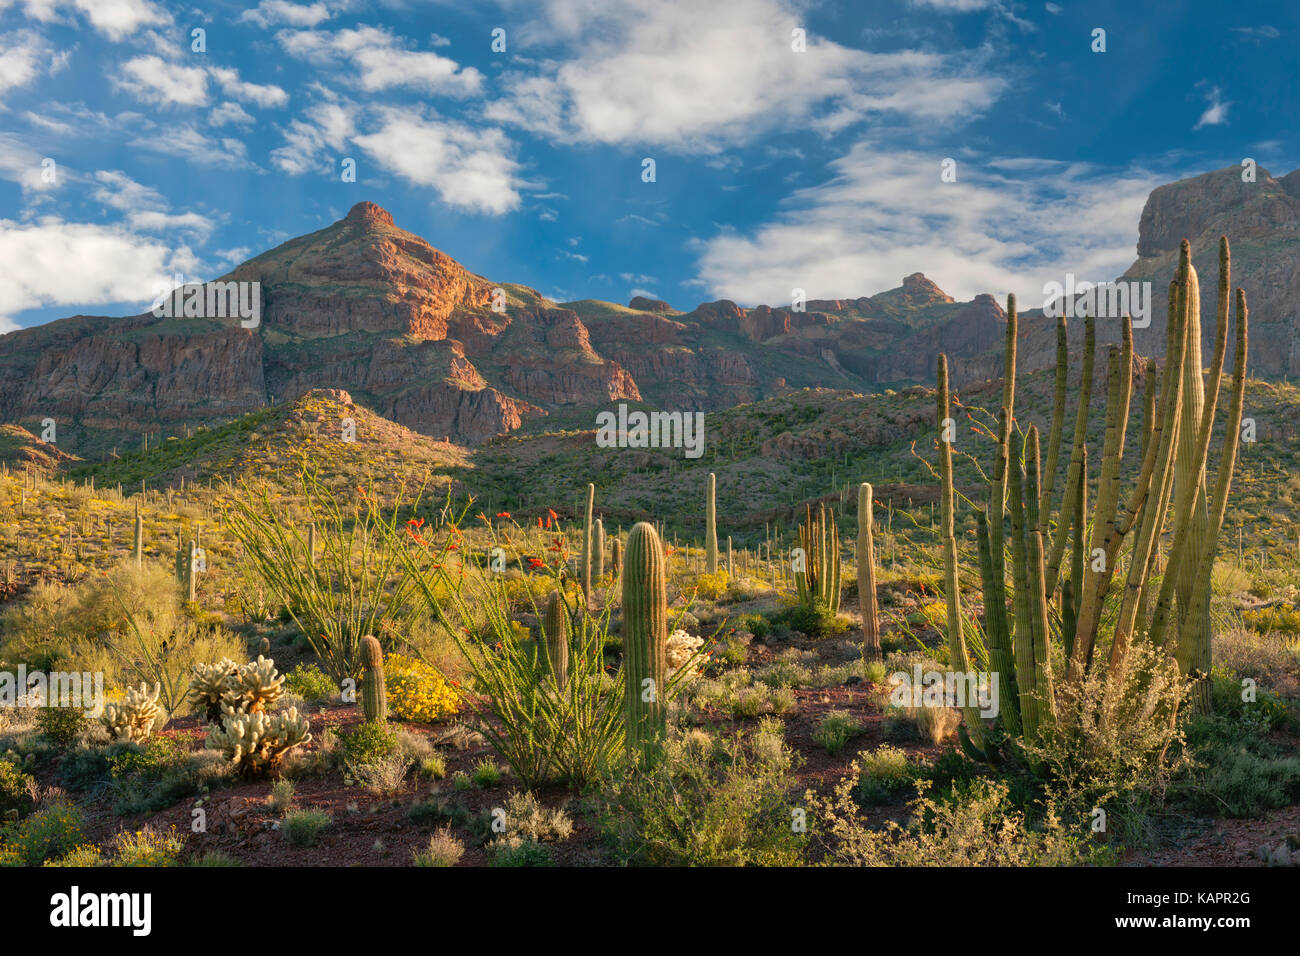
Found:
[3,165,1298,458]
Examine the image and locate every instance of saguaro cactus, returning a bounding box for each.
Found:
[610,536,622,578]
[359,634,387,722]
[542,590,570,689]
[133,500,143,568]
[623,522,668,765]
[705,472,719,574]
[856,483,881,662]
[593,518,605,578]
[581,482,595,608]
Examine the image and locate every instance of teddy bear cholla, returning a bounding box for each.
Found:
[666,629,704,677]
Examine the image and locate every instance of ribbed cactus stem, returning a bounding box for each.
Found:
[623,522,668,765]
[1006,427,1040,741]
[975,509,1019,735]
[185,539,197,602]
[133,500,143,568]
[359,634,387,722]
[1045,313,1096,596]
[1023,426,1056,729]
[594,518,605,579]
[581,482,594,609]
[857,483,881,662]
[727,536,734,578]
[705,472,718,574]
[937,354,987,754]
[542,590,570,689]
[1039,316,1069,528]
[610,536,622,578]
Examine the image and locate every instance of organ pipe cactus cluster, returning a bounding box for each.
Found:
[948,236,1247,758]
[622,521,668,766]
[359,634,388,722]
[795,503,841,614]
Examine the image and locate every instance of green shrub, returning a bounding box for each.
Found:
[112,826,185,866]
[413,829,464,867]
[1172,716,1300,818]
[740,613,770,640]
[284,663,337,703]
[777,603,849,640]
[812,710,862,755]
[472,759,503,788]
[489,835,552,866]
[282,808,332,847]
[855,745,918,805]
[341,721,397,767]
[35,707,88,749]
[0,759,36,820]
[1,803,85,866]
[602,730,805,866]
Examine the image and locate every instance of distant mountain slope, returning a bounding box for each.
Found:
[3,163,1298,458]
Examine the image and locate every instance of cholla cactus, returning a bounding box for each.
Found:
[186,659,239,722]
[666,629,704,678]
[224,656,285,714]
[101,683,162,743]
[207,707,312,778]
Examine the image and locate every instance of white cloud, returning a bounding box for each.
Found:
[2,0,171,41]
[1193,86,1230,129]
[0,30,58,96]
[277,25,483,96]
[352,108,523,214]
[208,66,288,108]
[116,54,209,106]
[238,0,330,28]
[487,0,1004,149]
[209,101,255,127]
[693,142,1161,308]
[91,169,166,211]
[270,99,356,174]
[0,132,62,194]
[133,125,252,169]
[0,217,199,330]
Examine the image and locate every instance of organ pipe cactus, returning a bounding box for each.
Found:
[133,500,143,568]
[581,482,595,608]
[705,472,719,574]
[795,503,841,614]
[622,521,668,766]
[594,518,605,579]
[359,634,387,722]
[856,483,881,662]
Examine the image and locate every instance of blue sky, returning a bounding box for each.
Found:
[0,0,1296,332]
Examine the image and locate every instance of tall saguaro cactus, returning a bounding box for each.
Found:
[133,500,143,568]
[581,482,595,608]
[593,518,605,579]
[542,590,570,689]
[623,522,668,765]
[857,483,881,662]
[359,634,387,722]
[705,472,719,574]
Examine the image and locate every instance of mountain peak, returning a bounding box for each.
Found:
[344,201,395,228]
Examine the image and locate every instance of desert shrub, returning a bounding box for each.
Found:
[1172,716,1300,817]
[190,850,241,867]
[777,602,850,640]
[406,793,470,828]
[854,745,918,804]
[112,826,185,866]
[739,613,770,640]
[492,790,573,844]
[43,844,103,867]
[1242,604,1300,636]
[756,659,812,689]
[0,759,36,819]
[472,759,504,788]
[1209,667,1291,732]
[35,707,88,750]
[808,775,1104,866]
[268,779,294,814]
[386,653,460,723]
[418,752,447,780]
[282,808,331,847]
[413,828,464,867]
[0,802,85,866]
[884,704,960,745]
[695,570,729,601]
[489,835,552,866]
[109,741,230,815]
[1024,643,1191,838]
[813,710,862,755]
[602,730,805,866]
[341,721,397,766]
[284,663,337,703]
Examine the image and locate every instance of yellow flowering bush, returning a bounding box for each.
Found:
[387,653,461,723]
[696,570,729,601]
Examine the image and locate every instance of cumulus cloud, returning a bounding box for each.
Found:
[0,217,199,330]
[2,0,172,41]
[270,99,357,175]
[352,108,523,214]
[115,55,209,106]
[277,25,483,96]
[0,29,64,96]
[238,0,330,28]
[486,0,1003,149]
[693,143,1161,308]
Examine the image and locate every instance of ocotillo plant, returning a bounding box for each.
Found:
[857,483,881,662]
[359,634,387,722]
[623,521,668,766]
[542,589,570,689]
[794,503,841,613]
[705,472,719,574]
